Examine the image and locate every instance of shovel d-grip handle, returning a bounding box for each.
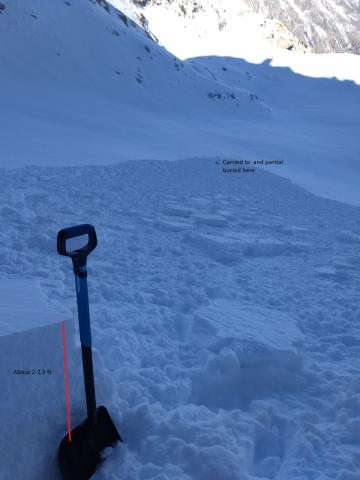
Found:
[57,224,97,278]
[57,224,98,419]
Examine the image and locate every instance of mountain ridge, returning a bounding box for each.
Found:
[123,0,360,55]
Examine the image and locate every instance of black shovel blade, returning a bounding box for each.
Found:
[58,406,122,480]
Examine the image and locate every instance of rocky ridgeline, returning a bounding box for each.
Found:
[132,0,360,54]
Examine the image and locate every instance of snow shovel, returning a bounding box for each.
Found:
[57,224,122,480]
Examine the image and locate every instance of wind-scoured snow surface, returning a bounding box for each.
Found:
[1,159,360,479]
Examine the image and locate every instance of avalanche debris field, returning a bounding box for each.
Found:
[1,158,359,479]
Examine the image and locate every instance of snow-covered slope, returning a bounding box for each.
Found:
[126,0,360,54]
[122,0,310,58]
[1,0,360,204]
[1,1,360,479]
[0,0,267,165]
[1,158,360,479]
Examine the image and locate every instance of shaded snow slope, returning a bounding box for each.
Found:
[0,0,359,206]
[189,55,360,205]
[1,158,359,479]
[0,0,266,164]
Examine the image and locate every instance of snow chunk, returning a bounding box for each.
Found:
[195,299,303,350]
[192,300,304,409]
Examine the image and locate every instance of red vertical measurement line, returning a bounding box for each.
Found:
[61,320,72,442]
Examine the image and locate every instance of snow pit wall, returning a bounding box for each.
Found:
[0,281,84,479]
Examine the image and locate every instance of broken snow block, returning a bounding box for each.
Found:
[192,300,304,408]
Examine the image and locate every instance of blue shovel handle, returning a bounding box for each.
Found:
[57,224,97,346]
[57,224,98,418]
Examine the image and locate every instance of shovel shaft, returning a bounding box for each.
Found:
[81,345,96,420]
[75,274,97,419]
[75,276,92,348]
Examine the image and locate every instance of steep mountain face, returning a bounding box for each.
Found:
[128,0,360,54]
[248,0,360,53]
